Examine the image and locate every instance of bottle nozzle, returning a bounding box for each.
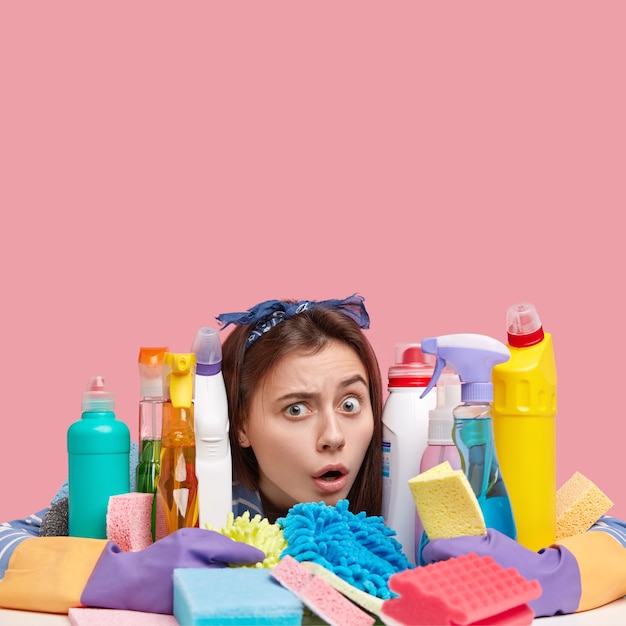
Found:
[138,347,168,398]
[190,327,222,375]
[506,302,545,348]
[164,353,196,408]
[82,376,115,412]
[428,373,461,444]
[419,334,510,403]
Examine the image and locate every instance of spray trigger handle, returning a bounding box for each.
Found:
[419,353,446,399]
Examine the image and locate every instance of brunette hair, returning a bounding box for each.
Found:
[221,305,383,518]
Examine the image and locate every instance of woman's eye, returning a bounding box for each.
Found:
[341,396,362,414]
[285,402,307,418]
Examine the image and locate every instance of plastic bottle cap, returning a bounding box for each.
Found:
[82,376,115,412]
[506,302,545,348]
[139,347,168,398]
[388,342,435,388]
[190,326,223,375]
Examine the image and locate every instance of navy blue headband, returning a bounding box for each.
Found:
[216,293,370,350]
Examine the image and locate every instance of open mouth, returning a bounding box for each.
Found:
[319,470,343,481]
[313,468,348,493]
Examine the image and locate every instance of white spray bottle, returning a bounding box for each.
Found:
[414,371,462,562]
[191,326,232,530]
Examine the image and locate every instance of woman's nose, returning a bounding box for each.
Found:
[317,413,346,451]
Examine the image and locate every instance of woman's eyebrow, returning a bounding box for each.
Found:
[274,391,316,403]
[339,374,369,389]
[274,375,368,404]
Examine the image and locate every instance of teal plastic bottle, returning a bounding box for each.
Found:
[68,376,130,538]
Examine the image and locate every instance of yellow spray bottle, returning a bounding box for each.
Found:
[492,302,557,551]
[158,352,199,534]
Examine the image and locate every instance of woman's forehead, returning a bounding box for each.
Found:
[262,343,368,393]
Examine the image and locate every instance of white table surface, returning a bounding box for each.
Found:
[1,597,625,625]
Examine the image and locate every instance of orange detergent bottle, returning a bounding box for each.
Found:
[158,352,199,534]
[492,303,557,551]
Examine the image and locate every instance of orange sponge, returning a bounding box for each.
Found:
[556,471,614,540]
[381,552,541,626]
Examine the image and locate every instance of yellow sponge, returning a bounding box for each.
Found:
[408,461,486,540]
[556,471,614,540]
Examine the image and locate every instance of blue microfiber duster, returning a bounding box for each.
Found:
[276,499,413,600]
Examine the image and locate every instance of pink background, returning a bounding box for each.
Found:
[1,3,624,523]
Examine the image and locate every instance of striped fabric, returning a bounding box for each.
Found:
[0,509,47,579]
[589,516,626,547]
[231,481,264,518]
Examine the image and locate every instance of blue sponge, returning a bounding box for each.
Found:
[173,568,303,625]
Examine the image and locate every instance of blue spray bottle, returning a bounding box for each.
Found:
[419,334,517,542]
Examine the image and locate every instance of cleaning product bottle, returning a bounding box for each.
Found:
[68,376,130,539]
[492,302,557,551]
[419,334,517,541]
[158,352,199,534]
[415,371,462,562]
[136,346,169,541]
[381,342,437,565]
[191,326,232,530]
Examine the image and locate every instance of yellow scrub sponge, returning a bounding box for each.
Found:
[556,471,614,540]
[206,511,287,568]
[408,461,486,540]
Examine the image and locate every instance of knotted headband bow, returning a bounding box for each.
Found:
[216,293,370,350]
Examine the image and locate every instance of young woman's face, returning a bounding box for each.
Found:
[239,340,374,512]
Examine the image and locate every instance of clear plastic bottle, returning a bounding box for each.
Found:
[136,346,168,541]
[492,302,557,551]
[415,372,462,562]
[381,343,436,565]
[68,376,130,538]
[158,352,199,534]
[420,334,517,541]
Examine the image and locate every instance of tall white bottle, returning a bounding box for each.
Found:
[191,326,232,530]
[381,342,436,565]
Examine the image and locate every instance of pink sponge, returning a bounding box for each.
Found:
[381,553,542,626]
[272,555,375,626]
[106,492,154,552]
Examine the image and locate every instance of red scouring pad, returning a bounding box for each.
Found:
[381,552,542,626]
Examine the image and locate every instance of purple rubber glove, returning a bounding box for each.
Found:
[421,528,581,617]
[81,527,265,614]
